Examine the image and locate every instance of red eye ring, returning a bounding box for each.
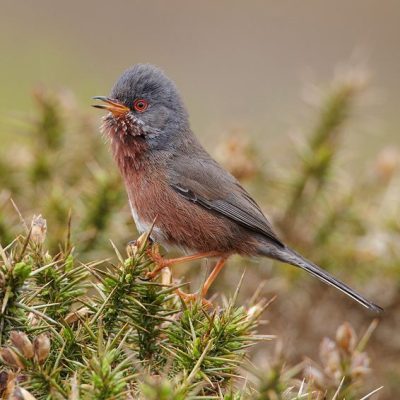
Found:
[133,99,149,112]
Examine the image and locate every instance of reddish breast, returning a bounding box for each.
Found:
[124,165,256,255]
[111,135,257,255]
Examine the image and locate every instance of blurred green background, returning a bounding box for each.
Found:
[1,1,400,398]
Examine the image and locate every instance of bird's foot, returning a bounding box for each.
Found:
[175,288,212,308]
[145,244,168,280]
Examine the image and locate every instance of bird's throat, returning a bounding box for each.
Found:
[101,115,150,172]
[111,134,149,174]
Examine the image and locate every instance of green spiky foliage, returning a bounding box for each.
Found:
[0,223,380,400]
[165,286,270,387]
[88,238,178,362]
[0,227,273,399]
[0,240,32,342]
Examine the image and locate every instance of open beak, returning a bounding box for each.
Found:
[92,96,130,116]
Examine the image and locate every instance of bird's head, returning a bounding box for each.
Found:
[93,64,189,147]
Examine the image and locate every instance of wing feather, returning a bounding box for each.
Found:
[168,156,284,248]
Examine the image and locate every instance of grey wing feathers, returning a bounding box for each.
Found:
[168,156,284,248]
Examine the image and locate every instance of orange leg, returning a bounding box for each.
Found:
[175,288,200,304]
[146,244,222,279]
[175,256,228,307]
[146,244,228,306]
[201,256,228,297]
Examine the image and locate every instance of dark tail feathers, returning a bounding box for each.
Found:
[271,246,383,313]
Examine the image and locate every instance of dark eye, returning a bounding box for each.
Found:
[133,99,149,112]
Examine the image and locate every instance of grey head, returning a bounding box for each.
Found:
[93,64,190,146]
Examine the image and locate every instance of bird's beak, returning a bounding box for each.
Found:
[92,96,130,116]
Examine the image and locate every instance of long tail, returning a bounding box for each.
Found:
[266,245,383,313]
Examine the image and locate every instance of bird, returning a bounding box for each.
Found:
[93,64,382,313]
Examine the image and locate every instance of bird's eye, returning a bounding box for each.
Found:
[133,99,149,113]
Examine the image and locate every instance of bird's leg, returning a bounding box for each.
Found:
[175,256,228,307]
[146,245,228,307]
[146,244,222,279]
[200,256,228,297]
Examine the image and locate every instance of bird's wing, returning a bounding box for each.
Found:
[167,155,284,247]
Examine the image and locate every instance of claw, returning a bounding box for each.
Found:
[144,270,159,280]
[175,288,213,308]
[145,244,168,279]
[138,275,152,282]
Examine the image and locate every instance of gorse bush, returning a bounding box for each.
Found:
[0,219,379,399]
[0,223,267,398]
